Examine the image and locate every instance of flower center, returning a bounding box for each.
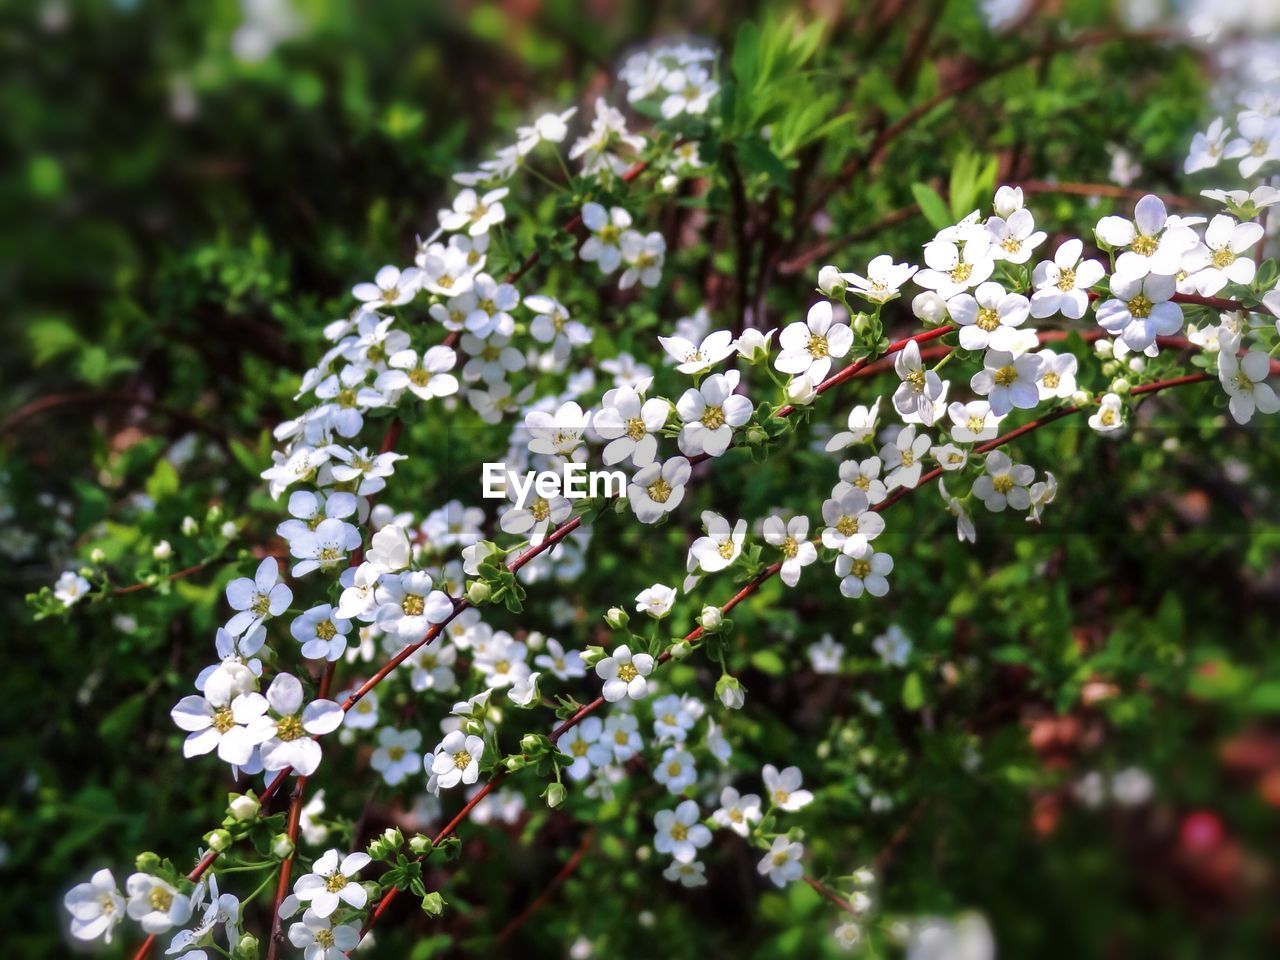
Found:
[850,559,872,578]
[531,498,551,522]
[1056,267,1077,291]
[147,886,173,912]
[388,746,406,761]
[251,594,272,616]
[212,707,236,734]
[1000,236,1022,254]
[571,739,589,757]
[625,417,647,441]
[324,873,348,893]
[402,594,425,617]
[409,368,432,386]
[315,620,337,641]
[836,515,859,537]
[807,333,830,358]
[1212,248,1237,269]
[701,405,726,430]
[992,474,1014,494]
[966,415,986,433]
[899,449,915,468]
[1252,139,1268,157]
[275,715,304,742]
[1043,372,1060,389]
[1131,235,1159,257]
[781,536,799,559]
[976,307,1000,332]
[854,475,870,490]
[994,365,1018,387]
[599,225,620,245]
[717,539,736,559]
[670,822,688,841]
[315,929,336,948]
[617,663,639,682]
[772,851,791,866]
[1127,294,1153,319]
[647,478,672,504]
[949,262,973,283]
[452,750,472,771]
[906,368,926,392]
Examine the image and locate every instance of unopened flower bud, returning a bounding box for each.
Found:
[669,640,692,660]
[204,829,232,852]
[786,374,817,406]
[421,891,446,916]
[745,424,768,446]
[1071,390,1092,407]
[1094,339,1114,358]
[220,521,238,539]
[699,606,723,631]
[716,674,745,710]
[1111,378,1132,395]
[466,580,491,605]
[181,516,199,536]
[207,504,223,523]
[604,607,629,629]
[228,793,259,821]
[409,834,432,855]
[911,291,947,325]
[520,733,543,754]
[543,782,567,808]
[234,933,259,959]
[735,328,774,363]
[152,540,172,561]
[1128,356,1146,372]
[270,833,294,860]
[818,265,845,295]
[852,312,871,335]
[135,852,162,873]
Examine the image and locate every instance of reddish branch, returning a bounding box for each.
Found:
[496,827,596,943]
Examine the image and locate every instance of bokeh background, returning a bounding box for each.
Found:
[5,0,1280,957]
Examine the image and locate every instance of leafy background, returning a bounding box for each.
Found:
[4,0,1280,957]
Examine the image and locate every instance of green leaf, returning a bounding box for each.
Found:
[750,649,786,676]
[901,671,925,711]
[145,459,180,502]
[911,183,953,231]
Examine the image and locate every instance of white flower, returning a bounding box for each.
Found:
[970,349,1043,416]
[735,327,775,362]
[712,786,762,837]
[533,637,586,681]
[54,570,90,606]
[1095,195,1196,280]
[293,850,372,919]
[1183,214,1264,297]
[1218,348,1279,424]
[474,631,529,689]
[353,265,422,309]
[834,456,887,504]
[835,542,894,598]
[370,727,423,786]
[777,301,853,381]
[1027,472,1058,523]
[508,670,542,707]
[364,523,412,574]
[677,370,753,457]
[325,446,406,496]
[808,634,845,674]
[932,442,968,471]
[915,232,995,299]
[993,185,1024,218]
[288,517,362,578]
[636,583,677,619]
[375,346,459,401]
[826,397,881,452]
[375,570,455,641]
[225,557,292,637]
[763,515,818,587]
[654,799,712,863]
[596,644,656,701]
[881,424,931,489]
[1186,117,1229,174]
[628,456,691,523]
[170,685,269,765]
[287,909,361,960]
[429,730,484,790]
[125,873,192,934]
[652,693,699,743]
[873,625,913,666]
[690,511,747,573]
[1030,239,1106,320]
[525,295,591,355]
[460,331,525,384]
[1224,114,1280,178]
[462,273,520,337]
[841,255,918,303]
[940,478,976,543]
[946,399,1000,444]
[619,230,666,289]
[499,484,571,547]
[1088,392,1125,433]
[64,869,125,942]
[660,64,718,118]
[835,921,864,950]
[408,642,457,693]
[603,713,643,761]
[580,202,632,273]
[258,673,345,776]
[438,187,508,237]
[658,329,736,375]
[663,860,708,887]
[594,386,668,466]
[1111,767,1154,807]
[654,746,698,793]
[163,874,240,957]
[1034,350,1078,401]
[560,716,610,780]
[757,837,805,888]
[820,488,885,555]
[763,763,814,811]
[526,400,590,457]
[972,451,1034,512]
[986,207,1046,264]
[892,340,945,424]
[949,281,1030,353]
[569,97,646,178]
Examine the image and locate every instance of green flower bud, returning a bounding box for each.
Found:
[543,782,567,808]
[466,580,492,605]
[421,891,446,916]
[227,793,259,822]
[270,833,294,860]
[604,607,629,629]
[204,829,233,852]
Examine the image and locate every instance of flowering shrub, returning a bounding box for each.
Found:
[10,3,1280,959]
